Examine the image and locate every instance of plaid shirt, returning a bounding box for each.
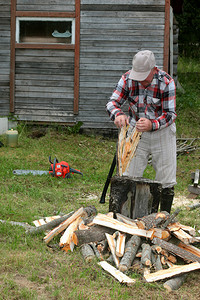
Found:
[106,67,176,131]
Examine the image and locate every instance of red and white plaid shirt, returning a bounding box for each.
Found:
[106,67,176,131]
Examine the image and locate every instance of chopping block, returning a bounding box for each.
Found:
[109,175,161,219]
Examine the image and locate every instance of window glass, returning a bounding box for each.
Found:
[16,18,74,44]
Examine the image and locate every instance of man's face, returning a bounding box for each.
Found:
[139,68,156,87]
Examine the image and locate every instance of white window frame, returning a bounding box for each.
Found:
[16,17,75,44]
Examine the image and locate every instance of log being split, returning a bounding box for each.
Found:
[43,207,87,244]
[98,261,136,286]
[92,213,153,239]
[144,262,200,283]
[119,235,141,272]
[152,237,200,263]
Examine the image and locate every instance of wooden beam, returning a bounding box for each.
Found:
[15,11,76,18]
[74,0,80,114]
[15,44,75,50]
[10,0,16,113]
[163,0,170,72]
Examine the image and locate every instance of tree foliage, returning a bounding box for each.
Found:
[174,0,200,57]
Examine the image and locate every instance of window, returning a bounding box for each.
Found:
[16,17,75,44]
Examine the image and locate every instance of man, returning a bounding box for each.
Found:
[106,50,177,213]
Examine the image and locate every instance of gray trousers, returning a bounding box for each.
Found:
[124,123,177,188]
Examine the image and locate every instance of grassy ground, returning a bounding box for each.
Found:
[0,57,200,299]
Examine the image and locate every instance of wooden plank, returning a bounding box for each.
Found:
[15,44,75,50]
[93,213,154,239]
[16,5,75,12]
[98,261,135,286]
[15,11,75,18]
[81,4,164,12]
[144,262,200,283]
[163,0,170,72]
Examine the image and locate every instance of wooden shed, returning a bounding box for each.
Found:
[0,0,177,131]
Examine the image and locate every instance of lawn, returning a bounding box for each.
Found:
[0,57,200,299]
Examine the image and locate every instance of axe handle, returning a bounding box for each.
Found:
[99,153,116,204]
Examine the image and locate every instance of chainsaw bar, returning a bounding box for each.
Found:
[13,170,49,176]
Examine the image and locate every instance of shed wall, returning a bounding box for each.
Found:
[78,0,166,129]
[0,2,11,115]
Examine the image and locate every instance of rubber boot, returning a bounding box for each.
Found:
[160,187,174,214]
[151,185,162,213]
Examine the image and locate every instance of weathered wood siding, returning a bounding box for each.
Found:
[16,0,75,12]
[78,0,166,129]
[15,49,75,122]
[14,0,76,123]
[0,2,11,115]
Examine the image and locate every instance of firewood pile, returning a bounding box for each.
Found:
[27,206,200,291]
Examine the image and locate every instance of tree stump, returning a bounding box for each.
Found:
[109,176,161,219]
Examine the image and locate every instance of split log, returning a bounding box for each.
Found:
[154,255,163,271]
[137,212,169,230]
[116,232,126,258]
[59,216,82,250]
[90,243,103,260]
[73,225,115,247]
[177,242,200,258]
[44,207,87,244]
[28,212,74,234]
[168,254,177,264]
[144,262,200,282]
[141,243,152,267]
[161,208,181,229]
[81,244,95,263]
[117,125,142,175]
[172,229,195,244]
[98,261,136,286]
[151,228,171,241]
[92,213,153,239]
[105,233,119,268]
[178,224,196,236]
[163,274,188,292]
[119,236,141,272]
[116,213,138,227]
[152,237,200,263]
[0,219,34,231]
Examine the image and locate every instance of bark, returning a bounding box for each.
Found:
[141,243,152,266]
[186,202,200,211]
[0,219,34,231]
[137,212,169,230]
[161,208,181,229]
[154,255,163,271]
[119,236,141,272]
[152,237,200,263]
[163,274,188,292]
[81,244,95,263]
[73,225,115,247]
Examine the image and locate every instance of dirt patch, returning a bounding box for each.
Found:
[173,194,200,208]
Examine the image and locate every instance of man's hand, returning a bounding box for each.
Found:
[114,115,129,128]
[136,118,152,132]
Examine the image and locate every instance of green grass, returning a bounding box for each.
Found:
[0,57,200,299]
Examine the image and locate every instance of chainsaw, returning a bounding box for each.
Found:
[13,156,83,178]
